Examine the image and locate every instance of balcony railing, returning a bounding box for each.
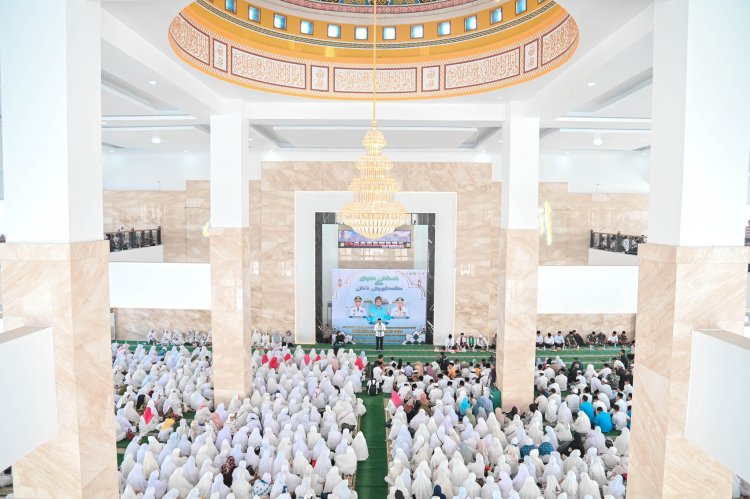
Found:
[105,228,161,252]
[589,230,645,255]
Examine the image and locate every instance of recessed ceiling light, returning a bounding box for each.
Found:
[249,138,253,142]
[497,140,503,143]
[251,94,256,98]
[184,149,189,153]
[109,149,115,153]
[565,151,570,155]
[497,96,503,100]
[587,82,596,87]
[151,137,162,144]
[148,80,157,85]
[593,137,603,146]
[101,121,107,125]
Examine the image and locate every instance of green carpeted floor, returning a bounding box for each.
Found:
[355,393,389,499]
[112,339,627,369]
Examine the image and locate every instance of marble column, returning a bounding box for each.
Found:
[628,1,750,497]
[210,227,253,404]
[0,243,116,498]
[496,229,539,410]
[628,245,746,498]
[495,102,540,410]
[0,1,117,496]
[209,106,254,404]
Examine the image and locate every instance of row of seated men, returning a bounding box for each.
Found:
[537,330,633,350]
[443,332,491,352]
[145,328,212,347]
[250,329,295,348]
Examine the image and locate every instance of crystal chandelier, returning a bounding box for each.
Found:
[340,0,409,240]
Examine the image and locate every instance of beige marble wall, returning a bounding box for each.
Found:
[185,180,211,262]
[537,314,636,339]
[104,177,647,338]
[0,242,117,498]
[249,181,263,329]
[628,244,748,498]
[538,183,648,265]
[113,308,211,340]
[210,227,253,404]
[495,229,538,411]
[103,181,210,263]
[257,161,499,337]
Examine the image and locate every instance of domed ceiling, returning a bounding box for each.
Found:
[168,0,579,99]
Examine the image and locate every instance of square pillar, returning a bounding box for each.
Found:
[0,243,117,498]
[210,228,253,403]
[496,229,539,410]
[629,1,750,495]
[628,245,747,498]
[209,107,253,404]
[0,1,117,496]
[495,102,540,410]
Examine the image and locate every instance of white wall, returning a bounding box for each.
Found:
[539,150,650,193]
[686,330,750,480]
[0,326,57,471]
[587,248,639,266]
[537,265,639,314]
[99,149,651,194]
[412,225,429,271]
[102,151,209,191]
[108,262,210,309]
[295,191,456,344]
[108,245,164,262]
[321,224,338,326]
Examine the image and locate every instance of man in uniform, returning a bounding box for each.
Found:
[349,296,367,317]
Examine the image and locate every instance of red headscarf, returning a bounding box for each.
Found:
[391,391,403,408]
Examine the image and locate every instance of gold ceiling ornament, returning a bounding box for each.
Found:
[341,0,409,239]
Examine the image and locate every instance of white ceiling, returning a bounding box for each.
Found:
[1,0,658,158]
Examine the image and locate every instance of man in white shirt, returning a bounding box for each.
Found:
[374,318,386,350]
[444,334,455,351]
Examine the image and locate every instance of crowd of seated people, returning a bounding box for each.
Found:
[146,328,212,348]
[114,341,368,498]
[442,332,491,352]
[371,350,632,499]
[250,329,296,349]
[536,330,633,350]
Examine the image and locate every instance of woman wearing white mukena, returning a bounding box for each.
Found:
[374,318,386,351]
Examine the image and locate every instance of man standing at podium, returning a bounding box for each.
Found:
[374,318,386,351]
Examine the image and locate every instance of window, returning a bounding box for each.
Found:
[328,24,341,38]
[225,0,236,13]
[273,14,287,30]
[464,15,477,31]
[300,20,314,35]
[247,6,260,22]
[383,26,396,40]
[410,24,424,39]
[437,21,451,36]
[490,7,503,24]
[355,26,368,40]
[516,0,527,14]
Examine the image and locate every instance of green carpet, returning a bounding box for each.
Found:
[111,340,627,369]
[355,393,389,499]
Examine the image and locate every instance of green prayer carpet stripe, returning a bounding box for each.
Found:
[355,393,389,499]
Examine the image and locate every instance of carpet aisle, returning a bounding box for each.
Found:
[355,393,389,499]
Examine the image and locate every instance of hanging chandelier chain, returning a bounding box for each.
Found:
[372,0,377,128]
[341,0,408,240]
